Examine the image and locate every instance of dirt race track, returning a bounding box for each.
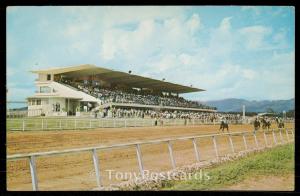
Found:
[7,123,294,190]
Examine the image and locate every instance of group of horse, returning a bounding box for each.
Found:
[219,117,285,132]
[253,117,284,131]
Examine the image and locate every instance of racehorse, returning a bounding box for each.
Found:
[278,121,284,128]
[261,118,271,129]
[219,121,229,132]
[254,118,260,131]
[276,118,285,128]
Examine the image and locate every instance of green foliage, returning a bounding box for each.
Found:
[163,144,294,190]
[286,110,295,118]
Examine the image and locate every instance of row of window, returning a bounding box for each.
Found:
[28,99,49,106]
[36,86,56,93]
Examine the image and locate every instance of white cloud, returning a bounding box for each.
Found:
[242,69,256,80]
[100,12,201,62]
[179,53,192,65]
[100,6,185,27]
[7,7,294,102]
[239,25,272,50]
[219,17,232,31]
[241,6,261,15]
[186,13,202,34]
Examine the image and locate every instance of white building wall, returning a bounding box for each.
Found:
[47,97,66,116]
[38,74,47,81]
[28,97,67,117]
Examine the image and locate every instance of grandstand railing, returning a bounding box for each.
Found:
[7,128,294,191]
[6,117,248,131]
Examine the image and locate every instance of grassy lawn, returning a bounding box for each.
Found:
[162,143,294,190]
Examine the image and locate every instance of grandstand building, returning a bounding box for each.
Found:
[27,64,217,117]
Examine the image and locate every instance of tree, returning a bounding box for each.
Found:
[286,110,295,118]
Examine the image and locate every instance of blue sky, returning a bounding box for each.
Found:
[7,6,295,107]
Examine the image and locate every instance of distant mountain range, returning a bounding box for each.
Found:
[200,98,294,113]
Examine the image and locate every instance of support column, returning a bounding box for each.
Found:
[167,141,176,169]
[192,138,200,162]
[228,135,235,153]
[212,136,219,158]
[135,144,144,177]
[92,149,101,188]
[263,130,268,147]
[29,156,38,191]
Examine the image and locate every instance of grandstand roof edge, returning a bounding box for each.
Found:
[31,64,205,93]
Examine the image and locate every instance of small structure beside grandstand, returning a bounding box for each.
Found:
[27,64,217,117]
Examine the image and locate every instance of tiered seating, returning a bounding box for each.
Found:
[58,78,216,110]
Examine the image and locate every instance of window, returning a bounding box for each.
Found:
[36,99,41,105]
[40,86,51,93]
[47,74,51,81]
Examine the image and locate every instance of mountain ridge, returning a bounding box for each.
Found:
[199,98,294,112]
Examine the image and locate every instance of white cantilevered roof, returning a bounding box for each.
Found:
[31,64,205,94]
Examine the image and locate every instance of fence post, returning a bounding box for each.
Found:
[41,119,44,131]
[263,130,268,147]
[253,132,259,148]
[192,138,200,162]
[92,149,101,188]
[242,133,248,150]
[290,128,294,140]
[22,119,25,131]
[285,128,290,142]
[29,156,38,191]
[272,129,277,145]
[135,144,144,177]
[60,119,62,130]
[279,129,284,144]
[212,136,219,158]
[75,119,77,129]
[228,135,235,153]
[167,141,176,169]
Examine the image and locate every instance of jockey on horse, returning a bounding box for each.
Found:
[219,117,229,132]
[276,117,285,128]
[253,117,260,132]
[261,117,271,130]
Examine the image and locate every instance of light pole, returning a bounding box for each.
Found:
[242,105,245,123]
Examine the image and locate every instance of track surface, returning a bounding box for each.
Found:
[7,123,294,190]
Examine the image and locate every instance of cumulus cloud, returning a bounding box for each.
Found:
[239,25,272,50]
[7,6,294,102]
[241,6,261,15]
[186,13,202,34]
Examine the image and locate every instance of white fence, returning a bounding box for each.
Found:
[7,128,294,190]
[6,110,28,118]
[7,117,245,131]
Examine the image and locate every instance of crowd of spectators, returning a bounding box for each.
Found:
[96,107,243,123]
[59,78,216,110]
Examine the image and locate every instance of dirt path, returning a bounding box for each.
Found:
[7,123,294,190]
[220,174,294,191]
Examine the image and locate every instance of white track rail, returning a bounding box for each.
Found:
[7,128,294,190]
